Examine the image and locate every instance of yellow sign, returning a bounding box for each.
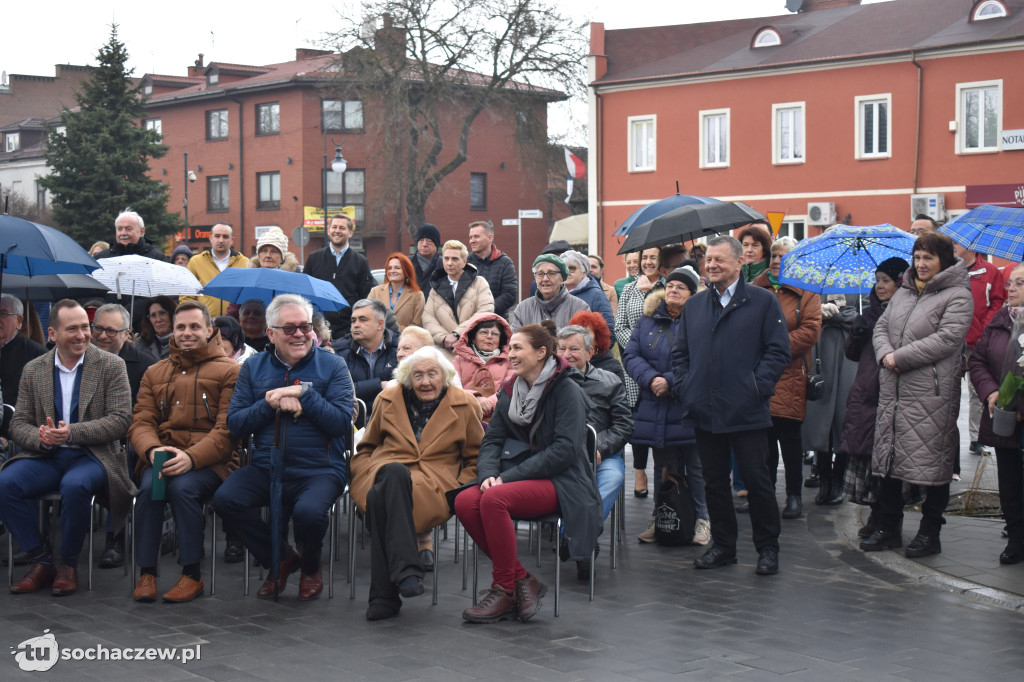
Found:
[766,211,787,237]
[303,206,356,232]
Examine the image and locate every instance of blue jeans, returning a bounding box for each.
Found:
[135,466,222,570]
[212,466,344,575]
[596,454,625,520]
[0,448,107,566]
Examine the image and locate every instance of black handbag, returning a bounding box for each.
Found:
[498,438,533,473]
[654,475,697,546]
[795,295,825,401]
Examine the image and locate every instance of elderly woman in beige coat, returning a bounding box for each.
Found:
[422,240,494,353]
[861,233,972,559]
[350,346,482,621]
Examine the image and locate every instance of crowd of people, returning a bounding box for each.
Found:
[2,208,1022,628]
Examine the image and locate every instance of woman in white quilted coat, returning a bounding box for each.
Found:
[861,232,972,559]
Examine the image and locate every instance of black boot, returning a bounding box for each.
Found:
[815,478,832,505]
[826,454,848,505]
[857,510,878,538]
[100,532,125,569]
[782,495,803,519]
[905,532,941,558]
[804,464,820,489]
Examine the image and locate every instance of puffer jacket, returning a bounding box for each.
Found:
[872,260,973,486]
[753,273,821,422]
[128,329,240,480]
[578,363,633,458]
[452,312,513,415]
[570,274,616,340]
[968,306,1024,449]
[422,264,495,345]
[468,245,518,319]
[227,345,353,483]
[95,236,166,261]
[472,356,602,560]
[965,257,1006,348]
[181,249,251,317]
[623,291,694,448]
[838,289,887,457]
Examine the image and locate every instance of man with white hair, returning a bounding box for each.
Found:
[213,294,354,601]
[0,294,46,412]
[94,210,167,260]
[561,250,615,338]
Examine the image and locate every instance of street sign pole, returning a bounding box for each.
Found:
[515,209,543,303]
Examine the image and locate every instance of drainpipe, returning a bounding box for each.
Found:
[231,98,246,254]
[911,51,922,194]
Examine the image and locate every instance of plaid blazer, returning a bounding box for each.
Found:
[7,345,136,531]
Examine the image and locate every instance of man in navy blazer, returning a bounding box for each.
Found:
[672,235,790,576]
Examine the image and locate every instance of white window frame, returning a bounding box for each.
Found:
[956,80,1002,154]
[627,115,656,172]
[854,94,891,160]
[778,219,806,241]
[753,29,781,48]
[973,1,1008,21]
[698,108,730,169]
[4,132,20,152]
[772,102,805,165]
[144,118,162,139]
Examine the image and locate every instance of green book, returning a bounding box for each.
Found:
[151,450,169,501]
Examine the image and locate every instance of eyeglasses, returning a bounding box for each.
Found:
[534,270,561,280]
[270,323,314,336]
[1006,279,1024,290]
[566,265,579,272]
[91,324,128,336]
[0,311,17,318]
[476,329,501,337]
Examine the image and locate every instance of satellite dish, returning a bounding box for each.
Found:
[786,0,805,12]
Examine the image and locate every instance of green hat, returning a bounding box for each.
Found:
[533,253,568,280]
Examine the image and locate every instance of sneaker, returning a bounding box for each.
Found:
[693,519,711,546]
[638,518,656,543]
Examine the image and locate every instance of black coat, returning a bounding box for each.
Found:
[475,358,603,560]
[968,307,1022,449]
[118,341,158,408]
[671,276,790,434]
[838,290,885,457]
[332,328,399,410]
[304,247,375,339]
[95,236,167,261]
[414,252,443,298]
[0,333,47,409]
[468,246,517,319]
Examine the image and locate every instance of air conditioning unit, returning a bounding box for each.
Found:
[807,202,836,226]
[910,193,945,222]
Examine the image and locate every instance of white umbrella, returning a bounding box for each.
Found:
[92,254,203,298]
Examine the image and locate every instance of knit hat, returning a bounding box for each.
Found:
[415,224,442,250]
[170,244,194,262]
[876,256,910,284]
[666,264,700,295]
[560,250,590,276]
[256,227,289,258]
[532,253,568,281]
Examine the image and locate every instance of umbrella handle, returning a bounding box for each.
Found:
[273,408,282,447]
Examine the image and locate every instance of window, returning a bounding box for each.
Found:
[257,172,280,209]
[144,118,162,139]
[855,95,891,159]
[207,68,219,87]
[206,109,228,140]
[972,1,1008,21]
[957,80,1001,153]
[753,28,781,48]
[778,220,806,241]
[325,169,365,223]
[256,102,280,136]
[143,81,153,96]
[627,115,656,172]
[322,99,364,132]
[208,175,229,212]
[470,173,487,211]
[772,102,805,164]
[54,126,66,137]
[4,132,19,152]
[699,109,729,168]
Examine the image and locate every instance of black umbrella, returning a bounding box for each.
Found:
[617,201,767,254]
[2,273,110,301]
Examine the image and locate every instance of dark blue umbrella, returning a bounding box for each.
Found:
[201,267,349,312]
[778,224,915,294]
[0,214,100,298]
[614,193,722,236]
[939,205,1024,262]
[269,410,285,601]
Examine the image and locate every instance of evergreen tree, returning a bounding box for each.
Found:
[41,25,182,246]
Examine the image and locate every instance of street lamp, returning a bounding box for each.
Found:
[183,151,199,226]
[321,137,347,232]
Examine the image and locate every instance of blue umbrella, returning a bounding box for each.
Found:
[939,205,1024,262]
[201,267,349,312]
[0,214,100,297]
[778,224,916,294]
[614,193,722,236]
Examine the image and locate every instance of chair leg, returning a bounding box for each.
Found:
[535,522,542,568]
[328,500,336,599]
[472,541,479,605]
[461,528,469,590]
[610,503,618,570]
[210,508,217,596]
[130,498,136,584]
[554,518,561,617]
[8,528,13,586]
[432,525,439,606]
[588,541,595,602]
[348,504,357,600]
[453,518,460,564]
[87,496,95,591]
[243,547,250,596]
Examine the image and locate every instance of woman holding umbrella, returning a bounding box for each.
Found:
[862,233,972,558]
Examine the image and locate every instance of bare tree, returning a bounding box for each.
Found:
[323,0,586,237]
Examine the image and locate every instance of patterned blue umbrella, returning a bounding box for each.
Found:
[778,224,916,294]
[939,205,1024,262]
[613,193,722,236]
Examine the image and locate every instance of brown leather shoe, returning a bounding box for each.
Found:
[462,584,518,624]
[298,568,323,601]
[256,549,300,599]
[162,575,204,603]
[132,574,158,602]
[10,563,56,594]
[514,572,548,622]
[51,565,78,596]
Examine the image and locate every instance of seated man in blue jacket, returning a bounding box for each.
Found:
[332,298,398,410]
[213,294,353,601]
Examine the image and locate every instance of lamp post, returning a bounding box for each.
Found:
[321,134,348,234]
[183,151,198,228]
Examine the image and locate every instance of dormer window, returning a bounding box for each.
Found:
[142,79,153,96]
[207,66,219,87]
[972,0,1008,21]
[753,28,781,48]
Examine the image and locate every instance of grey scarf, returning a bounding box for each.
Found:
[539,285,570,317]
[508,356,558,427]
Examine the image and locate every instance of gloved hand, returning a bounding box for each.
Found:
[850,316,869,337]
[821,302,840,319]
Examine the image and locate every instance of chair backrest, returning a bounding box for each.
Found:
[1,403,13,439]
[354,398,368,430]
[586,424,598,479]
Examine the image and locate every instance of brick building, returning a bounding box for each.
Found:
[588,0,1024,280]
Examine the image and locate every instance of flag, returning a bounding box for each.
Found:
[564,148,585,204]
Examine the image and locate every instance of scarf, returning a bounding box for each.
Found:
[538,286,570,317]
[742,260,768,283]
[767,272,781,289]
[508,356,558,427]
[474,346,501,362]
[403,386,447,442]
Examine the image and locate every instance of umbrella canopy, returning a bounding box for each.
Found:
[548,213,589,245]
[92,255,203,298]
[614,193,722,236]
[617,201,766,255]
[201,267,349,312]
[0,215,100,301]
[778,224,916,294]
[2,273,110,301]
[939,204,1024,262]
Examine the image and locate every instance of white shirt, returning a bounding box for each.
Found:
[213,251,232,272]
[448,277,459,296]
[716,277,740,309]
[54,352,85,427]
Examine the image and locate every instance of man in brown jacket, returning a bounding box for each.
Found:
[127,301,240,603]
